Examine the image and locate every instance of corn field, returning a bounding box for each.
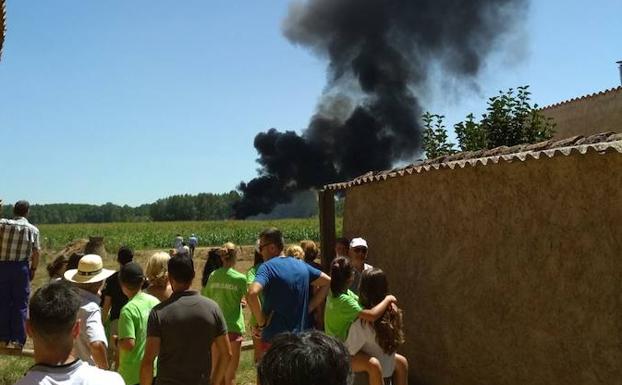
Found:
[39,218,342,252]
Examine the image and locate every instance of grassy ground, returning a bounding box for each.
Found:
[0,245,266,384]
[0,353,257,385]
[0,356,32,385]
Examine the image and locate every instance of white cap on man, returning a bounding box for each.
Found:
[349,237,368,249]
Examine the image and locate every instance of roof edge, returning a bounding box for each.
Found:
[538,86,622,111]
[324,132,622,191]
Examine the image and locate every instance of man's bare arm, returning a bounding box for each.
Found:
[89,341,109,369]
[247,282,265,326]
[140,337,160,385]
[211,334,232,385]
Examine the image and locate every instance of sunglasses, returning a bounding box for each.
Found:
[259,242,273,251]
[353,247,367,254]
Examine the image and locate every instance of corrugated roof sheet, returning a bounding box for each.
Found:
[539,86,622,111]
[0,0,5,62]
[325,132,622,191]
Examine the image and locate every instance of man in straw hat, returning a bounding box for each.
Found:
[14,281,124,385]
[64,254,115,369]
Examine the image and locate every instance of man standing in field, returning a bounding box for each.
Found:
[140,254,231,385]
[0,200,40,349]
[247,227,331,353]
[188,234,198,258]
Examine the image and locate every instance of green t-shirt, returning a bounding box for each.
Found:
[118,291,160,385]
[202,267,247,334]
[324,289,362,341]
[246,264,262,326]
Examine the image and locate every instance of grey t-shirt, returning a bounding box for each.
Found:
[147,291,227,385]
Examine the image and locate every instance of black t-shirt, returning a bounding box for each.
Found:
[101,272,128,321]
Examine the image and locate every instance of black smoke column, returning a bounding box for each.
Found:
[235,0,527,218]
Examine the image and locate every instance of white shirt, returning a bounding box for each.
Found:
[345,319,396,377]
[74,288,107,366]
[14,359,124,385]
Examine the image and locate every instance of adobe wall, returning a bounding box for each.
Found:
[342,150,622,385]
[540,87,622,139]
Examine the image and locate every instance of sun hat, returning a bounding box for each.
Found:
[63,254,115,283]
[349,237,368,249]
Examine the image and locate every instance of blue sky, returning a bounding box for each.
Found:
[1,1,620,206]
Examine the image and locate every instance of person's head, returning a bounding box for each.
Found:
[13,200,30,217]
[47,254,69,279]
[330,256,353,296]
[218,242,237,267]
[285,245,305,260]
[66,253,83,271]
[27,282,81,352]
[258,331,351,385]
[300,240,319,264]
[207,248,224,268]
[145,251,170,287]
[359,268,405,354]
[167,253,195,290]
[335,237,350,257]
[119,262,145,297]
[359,268,388,308]
[259,227,285,260]
[117,246,134,266]
[253,239,264,266]
[348,237,368,270]
[64,254,115,294]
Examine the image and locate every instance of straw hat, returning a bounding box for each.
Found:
[64,254,115,283]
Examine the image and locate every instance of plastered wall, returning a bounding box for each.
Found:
[342,151,622,385]
[541,87,622,139]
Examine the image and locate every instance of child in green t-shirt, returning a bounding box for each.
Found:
[324,257,396,385]
[116,262,160,385]
[202,242,247,385]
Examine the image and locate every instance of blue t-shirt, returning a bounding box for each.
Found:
[254,256,321,342]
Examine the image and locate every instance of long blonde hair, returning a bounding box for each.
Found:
[145,252,170,286]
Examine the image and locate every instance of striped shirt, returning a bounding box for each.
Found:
[0,217,40,262]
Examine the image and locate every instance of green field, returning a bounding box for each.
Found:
[39,218,343,252]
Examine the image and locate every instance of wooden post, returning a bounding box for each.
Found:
[318,189,336,272]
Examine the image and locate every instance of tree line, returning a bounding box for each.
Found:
[1,192,242,224]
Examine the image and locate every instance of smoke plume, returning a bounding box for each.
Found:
[234,0,527,218]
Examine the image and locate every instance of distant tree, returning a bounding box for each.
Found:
[422,112,456,159]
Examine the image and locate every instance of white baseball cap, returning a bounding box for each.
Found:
[349,237,368,249]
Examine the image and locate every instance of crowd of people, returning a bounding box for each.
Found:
[0,199,408,385]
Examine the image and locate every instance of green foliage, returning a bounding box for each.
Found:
[422,112,456,159]
[454,113,487,152]
[454,85,556,151]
